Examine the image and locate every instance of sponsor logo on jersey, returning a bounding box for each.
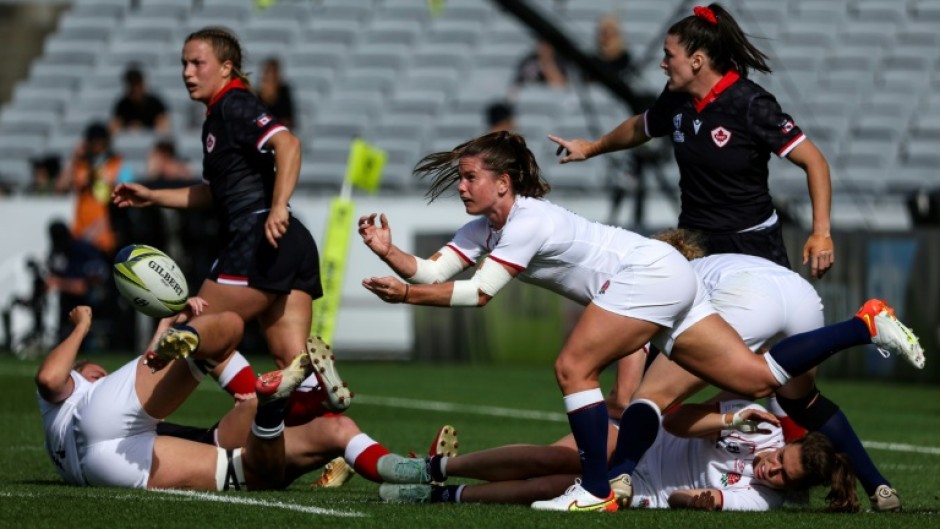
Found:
[599,279,610,295]
[255,113,272,127]
[721,472,742,487]
[693,119,703,134]
[711,126,731,148]
[673,113,682,129]
[779,119,795,134]
[206,133,216,153]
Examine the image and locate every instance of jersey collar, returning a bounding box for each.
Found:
[693,69,740,113]
[206,78,248,115]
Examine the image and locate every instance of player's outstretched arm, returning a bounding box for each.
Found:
[548,114,649,163]
[113,182,213,210]
[35,306,92,403]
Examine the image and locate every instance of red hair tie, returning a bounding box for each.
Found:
[694,6,718,25]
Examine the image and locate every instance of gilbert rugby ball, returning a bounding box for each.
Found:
[113,244,188,318]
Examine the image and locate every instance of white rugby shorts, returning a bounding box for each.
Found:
[708,270,823,351]
[591,243,715,355]
[75,358,159,488]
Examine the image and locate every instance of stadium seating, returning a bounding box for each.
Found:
[0,0,937,205]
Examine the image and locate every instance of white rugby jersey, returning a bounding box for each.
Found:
[631,400,786,511]
[37,371,95,485]
[447,197,669,303]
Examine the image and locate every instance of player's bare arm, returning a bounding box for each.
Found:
[549,114,649,163]
[35,306,92,403]
[786,139,834,278]
[264,130,301,248]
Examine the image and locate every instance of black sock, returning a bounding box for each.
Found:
[428,455,447,483]
[431,485,461,503]
[254,397,289,430]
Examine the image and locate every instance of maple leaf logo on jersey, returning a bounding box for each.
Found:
[721,472,742,487]
[711,126,731,148]
[206,133,216,153]
[599,280,610,295]
[255,114,272,127]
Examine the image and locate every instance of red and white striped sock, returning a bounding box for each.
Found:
[345,433,390,483]
[217,352,256,396]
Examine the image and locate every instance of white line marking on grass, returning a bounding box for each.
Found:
[155,489,365,517]
[1,490,364,517]
[354,394,568,422]
[862,441,940,456]
[356,394,940,456]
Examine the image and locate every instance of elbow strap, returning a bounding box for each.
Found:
[408,246,466,284]
[448,257,515,306]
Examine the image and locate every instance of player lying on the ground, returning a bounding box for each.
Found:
[36,302,318,489]
[376,396,858,512]
[37,302,457,490]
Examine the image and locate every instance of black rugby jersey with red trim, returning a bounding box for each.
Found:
[202,79,288,222]
[644,70,805,232]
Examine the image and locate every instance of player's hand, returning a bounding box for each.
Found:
[174,296,208,324]
[688,491,718,511]
[803,234,834,279]
[724,408,779,434]
[68,306,93,328]
[112,183,154,208]
[264,205,290,248]
[362,276,408,304]
[548,134,592,164]
[358,213,393,258]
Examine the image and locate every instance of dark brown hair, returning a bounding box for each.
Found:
[184,26,252,89]
[414,131,551,202]
[793,432,860,512]
[668,3,771,77]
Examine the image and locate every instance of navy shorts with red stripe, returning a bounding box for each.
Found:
[209,212,323,299]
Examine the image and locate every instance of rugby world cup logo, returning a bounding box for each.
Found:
[672,113,685,143]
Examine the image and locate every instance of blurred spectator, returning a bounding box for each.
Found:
[146,138,194,182]
[56,122,134,257]
[513,39,569,91]
[111,65,170,134]
[45,220,110,344]
[485,101,517,133]
[0,257,47,353]
[26,155,63,195]
[587,14,656,228]
[257,57,296,129]
[591,14,636,84]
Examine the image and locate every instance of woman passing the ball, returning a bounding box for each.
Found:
[548,4,835,279]
[358,131,922,511]
[113,27,320,369]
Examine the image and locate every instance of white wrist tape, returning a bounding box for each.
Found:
[724,409,759,433]
[448,257,514,306]
[409,246,466,284]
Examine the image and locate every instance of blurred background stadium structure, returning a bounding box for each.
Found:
[0,0,938,382]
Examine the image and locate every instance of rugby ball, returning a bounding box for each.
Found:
[113,244,189,318]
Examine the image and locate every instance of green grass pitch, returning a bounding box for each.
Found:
[1,355,937,529]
